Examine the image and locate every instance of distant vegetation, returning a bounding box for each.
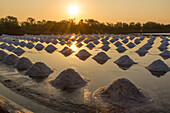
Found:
[0,16,170,35]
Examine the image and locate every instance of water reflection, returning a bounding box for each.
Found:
[70,42,78,51]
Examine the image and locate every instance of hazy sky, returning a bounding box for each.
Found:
[0,0,170,24]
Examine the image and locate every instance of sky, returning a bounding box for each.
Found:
[0,0,170,24]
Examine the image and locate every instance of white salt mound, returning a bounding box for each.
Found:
[51,68,88,89]
[35,43,44,51]
[93,78,152,108]
[13,47,25,56]
[76,49,91,60]
[45,44,57,53]
[146,59,170,72]
[0,50,8,61]
[3,54,19,65]
[25,62,53,77]
[114,55,137,66]
[15,57,33,70]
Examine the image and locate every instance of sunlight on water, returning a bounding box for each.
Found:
[70,41,78,52]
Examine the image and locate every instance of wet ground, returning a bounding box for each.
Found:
[0,34,169,113]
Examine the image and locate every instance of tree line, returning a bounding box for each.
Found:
[0,16,170,35]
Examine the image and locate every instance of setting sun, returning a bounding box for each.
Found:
[68,4,79,16]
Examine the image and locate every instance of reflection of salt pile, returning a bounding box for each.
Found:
[76,49,91,61]
[13,47,25,56]
[25,62,53,77]
[146,59,170,72]
[26,42,34,49]
[136,47,148,56]
[114,55,137,69]
[45,44,57,53]
[51,68,88,89]
[92,52,111,64]
[35,43,44,51]
[116,45,127,53]
[159,50,170,59]
[60,47,74,57]
[15,57,33,70]
[0,50,8,61]
[3,54,19,65]
[93,78,152,108]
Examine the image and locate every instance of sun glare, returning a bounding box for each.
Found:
[68,5,79,16]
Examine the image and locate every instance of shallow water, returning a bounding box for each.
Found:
[0,35,170,112]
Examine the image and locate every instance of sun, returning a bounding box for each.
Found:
[68,5,79,16]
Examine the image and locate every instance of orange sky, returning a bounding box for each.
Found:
[0,0,170,24]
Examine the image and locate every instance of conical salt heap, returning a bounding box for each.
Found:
[25,62,53,77]
[34,43,44,51]
[86,43,95,50]
[51,68,88,89]
[92,52,111,65]
[52,39,58,45]
[13,47,25,56]
[76,49,91,61]
[114,55,137,69]
[134,39,141,44]
[26,42,34,49]
[0,50,8,61]
[159,50,170,59]
[19,41,26,47]
[101,45,110,51]
[158,44,168,51]
[13,40,19,46]
[126,42,136,48]
[45,44,57,53]
[15,57,33,70]
[93,40,100,45]
[6,45,16,51]
[75,42,83,48]
[114,41,122,47]
[146,59,170,72]
[0,43,7,49]
[116,45,127,53]
[122,38,129,44]
[60,46,74,57]
[93,78,152,108]
[84,39,90,44]
[143,43,152,50]
[3,54,19,65]
[136,47,148,56]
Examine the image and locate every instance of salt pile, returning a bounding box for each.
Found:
[13,40,19,46]
[134,39,141,44]
[114,55,137,69]
[158,44,168,51]
[101,45,110,51]
[116,45,127,53]
[93,78,152,108]
[75,42,83,48]
[25,62,53,77]
[3,54,19,65]
[93,40,100,45]
[35,43,44,51]
[51,68,88,89]
[76,49,91,61]
[92,52,111,65]
[26,42,34,49]
[59,40,66,45]
[86,43,95,50]
[19,41,26,47]
[84,39,90,44]
[0,43,7,49]
[146,59,170,73]
[142,43,152,50]
[114,41,122,47]
[6,45,16,51]
[13,47,25,56]
[0,50,8,61]
[60,47,74,57]
[159,50,170,59]
[45,44,57,53]
[15,57,33,70]
[136,47,148,56]
[52,39,58,45]
[126,42,135,48]
[122,38,129,44]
